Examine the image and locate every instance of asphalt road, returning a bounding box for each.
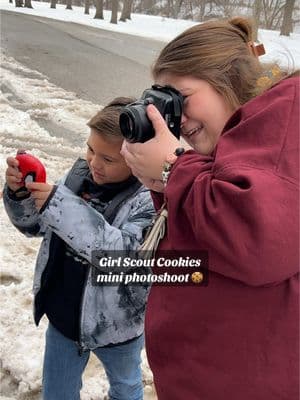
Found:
[1,10,166,104]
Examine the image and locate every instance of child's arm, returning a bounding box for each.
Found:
[3,185,46,237]
[37,183,155,266]
[3,156,46,236]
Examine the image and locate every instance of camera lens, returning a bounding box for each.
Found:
[119,85,183,143]
[119,105,154,143]
[119,112,135,139]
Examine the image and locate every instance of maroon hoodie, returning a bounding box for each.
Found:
[146,76,299,400]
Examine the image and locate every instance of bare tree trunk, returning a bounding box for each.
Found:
[84,0,90,14]
[119,0,127,21]
[119,0,133,21]
[66,0,72,10]
[126,0,133,19]
[280,0,295,35]
[50,0,56,8]
[252,0,262,41]
[110,0,118,24]
[9,0,13,3]
[198,0,206,21]
[166,0,184,19]
[166,0,173,17]
[174,0,183,18]
[188,0,193,19]
[261,0,285,30]
[94,0,104,19]
[15,0,23,7]
[24,0,33,7]
[170,0,176,18]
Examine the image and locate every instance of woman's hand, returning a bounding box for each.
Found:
[5,157,24,192]
[121,104,181,184]
[133,174,165,193]
[25,182,54,211]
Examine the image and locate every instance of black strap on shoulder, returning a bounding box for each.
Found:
[64,158,142,224]
[64,158,90,195]
[103,179,142,224]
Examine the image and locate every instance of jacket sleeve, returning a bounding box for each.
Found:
[2,184,46,237]
[2,174,68,237]
[165,78,299,287]
[39,183,155,266]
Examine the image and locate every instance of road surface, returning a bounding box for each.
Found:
[1,10,166,104]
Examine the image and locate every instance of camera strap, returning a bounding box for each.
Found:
[139,202,167,258]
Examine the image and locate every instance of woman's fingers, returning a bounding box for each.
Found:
[146,104,169,138]
[120,106,181,182]
[120,141,140,169]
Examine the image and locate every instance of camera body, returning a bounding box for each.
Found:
[119,85,184,143]
[16,150,46,185]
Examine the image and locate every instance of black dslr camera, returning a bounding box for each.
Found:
[119,85,184,143]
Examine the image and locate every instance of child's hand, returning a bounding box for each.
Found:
[5,157,23,192]
[25,182,54,211]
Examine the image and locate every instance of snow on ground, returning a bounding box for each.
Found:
[0,55,156,399]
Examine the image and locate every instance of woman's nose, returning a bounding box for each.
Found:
[180,112,188,127]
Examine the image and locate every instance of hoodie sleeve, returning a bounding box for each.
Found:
[164,77,299,287]
[39,183,155,266]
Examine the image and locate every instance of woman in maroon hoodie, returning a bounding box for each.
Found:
[121,16,299,400]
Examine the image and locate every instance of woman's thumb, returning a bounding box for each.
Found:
[146,104,168,137]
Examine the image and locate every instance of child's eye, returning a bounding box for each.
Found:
[103,157,113,163]
[87,144,94,153]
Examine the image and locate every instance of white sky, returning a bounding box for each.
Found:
[0,2,299,399]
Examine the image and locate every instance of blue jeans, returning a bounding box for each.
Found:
[42,323,144,400]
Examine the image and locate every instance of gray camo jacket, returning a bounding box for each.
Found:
[3,172,155,350]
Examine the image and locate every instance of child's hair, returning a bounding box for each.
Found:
[152,17,286,110]
[87,97,135,141]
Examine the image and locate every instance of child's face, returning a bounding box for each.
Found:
[86,129,132,185]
